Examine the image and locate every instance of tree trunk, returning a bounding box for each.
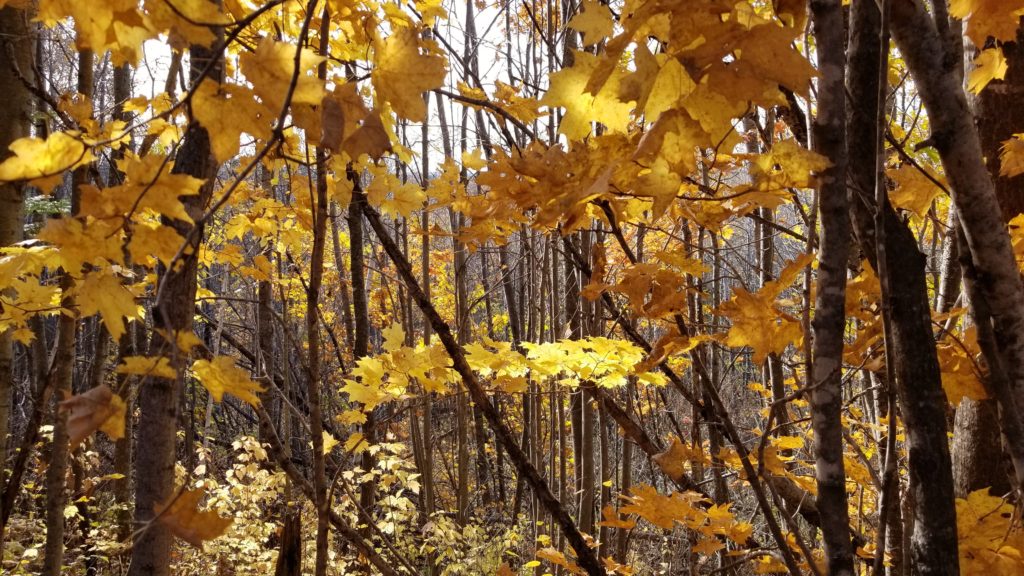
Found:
[0,4,32,474]
[42,46,93,576]
[892,0,1024,505]
[808,1,854,573]
[129,38,222,576]
[952,22,1024,497]
[855,2,960,573]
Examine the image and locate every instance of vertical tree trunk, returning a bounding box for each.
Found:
[330,203,355,351]
[130,36,222,576]
[42,46,93,576]
[308,11,331,574]
[349,182,373,535]
[952,22,1024,497]
[853,2,959,573]
[420,93,438,522]
[0,4,32,474]
[807,1,854,574]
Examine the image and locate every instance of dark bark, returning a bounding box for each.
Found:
[808,0,854,573]
[129,39,222,576]
[851,1,959,573]
[892,0,1024,507]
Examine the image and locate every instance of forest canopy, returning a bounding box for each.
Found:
[1,0,1024,575]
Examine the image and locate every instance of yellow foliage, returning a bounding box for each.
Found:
[192,356,264,407]
[76,269,139,341]
[1000,134,1024,178]
[969,47,1009,94]
[372,27,447,122]
[568,0,615,46]
[116,356,177,380]
[0,132,94,192]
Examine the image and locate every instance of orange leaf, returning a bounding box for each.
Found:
[598,504,636,530]
[155,488,232,548]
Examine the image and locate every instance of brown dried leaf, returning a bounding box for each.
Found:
[320,96,345,152]
[58,384,126,450]
[343,111,392,160]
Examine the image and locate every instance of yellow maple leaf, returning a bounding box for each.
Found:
[345,432,368,453]
[239,37,325,113]
[568,0,614,47]
[968,47,1008,94]
[341,378,387,411]
[372,27,447,122]
[692,537,725,556]
[653,437,696,483]
[0,132,94,192]
[191,356,264,407]
[116,356,177,380]
[950,0,1024,45]
[37,0,143,60]
[720,288,803,364]
[493,81,544,124]
[336,409,367,426]
[128,220,186,267]
[76,270,139,342]
[36,216,123,272]
[1000,134,1024,178]
[382,322,405,352]
[543,51,634,140]
[888,163,945,218]
[718,255,812,363]
[753,139,832,191]
[536,547,584,575]
[154,488,232,548]
[598,504,636,529]
[96,154,203,224]
[619,484,708,531]
[343,110,393,161]
[192,80,274,163]
[461,149,487,170]
[383,182,426,218]
[322,431,339,455]
[644,56,696,121]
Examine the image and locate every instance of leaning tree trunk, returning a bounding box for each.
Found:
[891,0,1024,503]
[952,21,1024,497]
[129,39,222,576]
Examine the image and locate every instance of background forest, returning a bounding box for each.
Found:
[0,0,1023,574]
